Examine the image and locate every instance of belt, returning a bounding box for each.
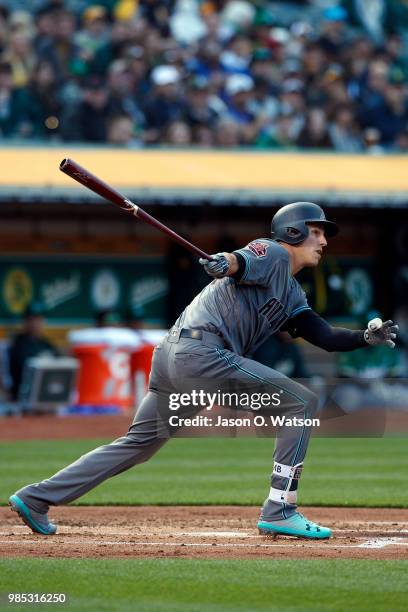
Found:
[167,327,226,348]
[180,329,205,340]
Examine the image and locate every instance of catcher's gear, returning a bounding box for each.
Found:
[364,318,399,348]
[271,202,338,245]
[199,253,229,278]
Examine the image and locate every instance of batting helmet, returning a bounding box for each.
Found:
[271,202,338,245]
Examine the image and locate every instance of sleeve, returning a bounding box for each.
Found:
[232,240,283,286]
[281,309,367,352]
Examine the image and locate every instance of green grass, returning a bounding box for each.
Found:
[0,559,407,611]
[1,437,407,507]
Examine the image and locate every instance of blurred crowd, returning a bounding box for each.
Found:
[0,0,407,150]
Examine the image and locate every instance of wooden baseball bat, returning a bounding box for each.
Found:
[59,158,213,260]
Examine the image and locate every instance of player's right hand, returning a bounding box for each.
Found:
[364,318,399,348]
[199,253,230,278]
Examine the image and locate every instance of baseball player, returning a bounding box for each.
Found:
[9,202,398,539]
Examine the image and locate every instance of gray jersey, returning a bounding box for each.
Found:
[174,239,311,355]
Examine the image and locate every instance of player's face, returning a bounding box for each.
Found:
[298,224,327,267]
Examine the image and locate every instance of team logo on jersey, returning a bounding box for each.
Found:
[259,297,288,329]
[247,241,268,257]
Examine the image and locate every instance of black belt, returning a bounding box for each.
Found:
[180,329,204,340]
[167,327,226,348]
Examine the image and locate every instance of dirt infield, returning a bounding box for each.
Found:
[1,506,408,560]
[0,414,132,441]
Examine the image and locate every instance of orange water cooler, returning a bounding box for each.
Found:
[130,330,167,408]
[69,328,140,411]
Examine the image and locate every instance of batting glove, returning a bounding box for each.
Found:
[199,253,230,278]
[364,318,399,349]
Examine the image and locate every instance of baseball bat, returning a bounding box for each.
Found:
[59,158,213,260]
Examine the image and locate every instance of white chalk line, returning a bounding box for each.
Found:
[358,538,407,549]
[2,528,408,538]
[1,538,408,550]
[176,530,408,537]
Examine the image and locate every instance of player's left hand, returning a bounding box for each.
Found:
[364,318,399,348]
[199,253,230,278]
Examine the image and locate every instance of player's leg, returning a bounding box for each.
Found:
[9,389,171,533]
[9,343,178,533]
[192,347,331,538]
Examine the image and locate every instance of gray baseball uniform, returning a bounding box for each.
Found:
[177,240,311,356]
[17,240,318,522]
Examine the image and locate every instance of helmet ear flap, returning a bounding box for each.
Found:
[286,227,303,239]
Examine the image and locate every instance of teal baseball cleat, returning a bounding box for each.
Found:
[258,512,332,539]
[9,494,57,535]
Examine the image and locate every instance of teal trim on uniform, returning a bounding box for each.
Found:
[290,305,312,318]
[216,347,266,384]
[215,348,306,406]
[292,407,307,466]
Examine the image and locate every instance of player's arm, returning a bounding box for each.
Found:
[199,240,276,283]
[282,310,398,352]
[198,252,239,278]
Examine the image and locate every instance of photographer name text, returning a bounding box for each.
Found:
[168,415,320,428]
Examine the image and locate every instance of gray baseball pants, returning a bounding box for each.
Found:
[17,330,318,521]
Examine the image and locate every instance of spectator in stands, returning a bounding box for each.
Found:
[363,126,385,154]
[125,44,150,100]
[91,18,133,75]
[185,76,219,132]
[143,64,187,143]
[38,9,80,80]
[318,5,350,59]
[2,13,36,88]
[0,0,406,150]
[74,5,110,69]
[107,114,138,146]
[69,75,112,142]
[394,129,408,151]
[21,60,62,139]
[328,104,363,152]
[248,75,279,124]
[297,107,332,149]
[278,78,305,134]
[186,38,224,85]
[193,123,214,146]
[0,61,26,137]
[220,33,253,75]
[0,5,9,56]
[8,304,58,401]
[362,81,408,147]
[223,73,268,144]
[33,5,57,54]
[106,58,145,128]
[214,117,240,147]
[256,111,300,150]
[164,120,192,146]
